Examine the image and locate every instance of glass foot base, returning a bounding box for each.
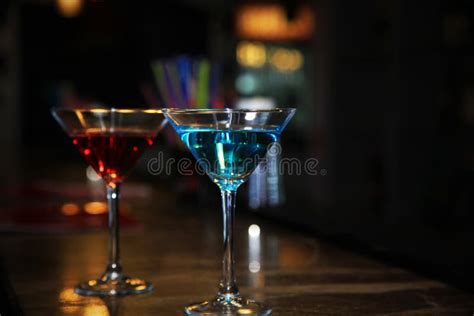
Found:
[185,295,271,316]
[75,276,153,297]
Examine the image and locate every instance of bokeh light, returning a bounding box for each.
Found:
[84,202,107,215]
[236,4,315,41]
[270,48,304,72]
[248,224,261,238]
[61,203,80,216]
[56,0,83,18]
[237,41,266,68]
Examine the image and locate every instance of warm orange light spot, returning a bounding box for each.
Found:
[61,203,80,216]
[83,148,91,156]
[56,0,83,18]
[59,288,81,302]
[128,278,143,285]
[236,4,315,41]
[59,287,103,314]
[270,48,304,72]
[83,305,108,316]
[237,41,266,68]
[84,202,107,215]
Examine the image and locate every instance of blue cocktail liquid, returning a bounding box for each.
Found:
[177,127,279,191]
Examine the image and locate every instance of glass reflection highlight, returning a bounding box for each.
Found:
[248,224,265,291]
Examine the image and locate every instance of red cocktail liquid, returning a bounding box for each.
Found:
[72,130,154,184]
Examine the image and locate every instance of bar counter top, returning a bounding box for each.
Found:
[0,183,473,315]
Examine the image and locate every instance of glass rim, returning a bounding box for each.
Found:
[162,108,296,114]
[51,107,164,114]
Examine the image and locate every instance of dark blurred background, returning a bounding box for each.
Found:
[0,0,473,290]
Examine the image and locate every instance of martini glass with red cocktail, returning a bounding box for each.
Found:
[52,108,166,296]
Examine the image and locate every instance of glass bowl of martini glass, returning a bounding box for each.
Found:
[163,108,295,316]
[52,108,166,296]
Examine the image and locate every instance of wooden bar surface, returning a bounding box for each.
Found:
[0,187,473,315]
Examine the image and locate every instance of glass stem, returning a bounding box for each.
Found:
[106,183,122,279]
[218,189,239,297]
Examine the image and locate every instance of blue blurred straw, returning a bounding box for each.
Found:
[177,56,191,107]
